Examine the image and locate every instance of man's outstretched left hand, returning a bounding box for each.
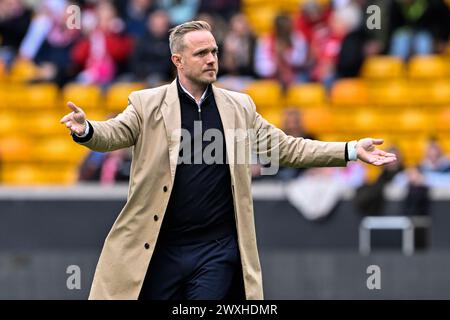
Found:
[356,138,397,166]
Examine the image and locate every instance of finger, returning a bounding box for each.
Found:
[70,126,81,135]
[67,101,81,113]
[372,156,397,166]
[60,112,74,123]
[377,158,397,166]
[372,149,397,157]
[371,138,384,145]
[65,121,72,128]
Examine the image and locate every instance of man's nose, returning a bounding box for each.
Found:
[205,52,216,64]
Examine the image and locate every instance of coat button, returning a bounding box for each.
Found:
[153,215,159,221]
[144,243,150,249]
[163,186,168,192]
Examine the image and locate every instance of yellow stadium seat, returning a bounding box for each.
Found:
[317,133,352,143]
[2,164,40,185]
[0,112,20,136]
[0,87,7,109]
[244,7,278,35]
[417,80,450,105]
[0,59,7,83]
[2,164,78,185]
[22,112,68,136]
[286,83,326,108]
[393,109,432,133]
[259,109,282,128]
[301,108,335,134]
[1,83,60,110]
[395,136,428,166]
[279,0,305,13]
[331,79,368,106]
[244,80,283,112]
[386,79,450,106]
[106,82,145,113]
[31,137,88,164]
[242,0,267,4]
[365,164,382,183]
[62,83,103,111]
[361,55,405,79]
[0,85,28,110]
[24,83,59,109]
[408,55,448,79]
[335,109,382,133]
[9,59,38,83]
[0,135,32,162]
[436,107,450,132]
[438,134,450,156]
[86,111,110,121]
[368,80,411,106]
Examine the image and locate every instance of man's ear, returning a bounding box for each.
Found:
[171,54,182,69]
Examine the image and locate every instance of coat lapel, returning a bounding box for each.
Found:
[161,80,181,182]
[212,85,236,171]
[161,81,236,181]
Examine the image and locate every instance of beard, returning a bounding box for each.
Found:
[186,69,218,85]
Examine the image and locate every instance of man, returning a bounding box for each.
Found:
[60,21,396,300]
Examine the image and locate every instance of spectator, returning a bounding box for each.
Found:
[276,108,317,181]
[18,0,80,85]
[78,148,132,184]
[336,2,383,78]
[294,0,331,45]
[195,12,227,53]
[354,146,405,215]
[198,0,240,21]
[158,0,199,26]
[420,138,450,173]
[309,2,362,88]
[130,10,172,86]
[403,166,430,216]
[100,148,132,185]
[121,0,158,38]
[330,160,366,188]
[221,13,256,78]
[19,0,68,61]
[255,13,308,89]
[0,0,32,67]
[78,151,107,181]
[252,109,316,181]
[71,0,133,86]
[388,0,450,60]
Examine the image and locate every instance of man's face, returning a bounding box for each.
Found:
[175,30,219,85]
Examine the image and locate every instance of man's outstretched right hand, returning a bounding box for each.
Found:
[60,101,87,136]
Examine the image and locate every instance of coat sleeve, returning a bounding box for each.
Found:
[248,95,347,168]
[74,92,142,152]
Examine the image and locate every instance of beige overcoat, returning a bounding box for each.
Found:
[75,80,347,299]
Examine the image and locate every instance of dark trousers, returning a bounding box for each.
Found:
[138,234,245,300]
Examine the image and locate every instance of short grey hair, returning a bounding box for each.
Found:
[169,20,212,54]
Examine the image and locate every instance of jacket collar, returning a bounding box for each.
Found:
[161,80,237,181]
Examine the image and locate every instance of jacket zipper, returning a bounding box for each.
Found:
[197,104,201,121]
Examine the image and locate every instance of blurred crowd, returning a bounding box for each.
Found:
[251,108,450,218]
[1,0,449,89]
[1,0,449,204]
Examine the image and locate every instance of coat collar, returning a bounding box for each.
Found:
[161,80,236,181]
